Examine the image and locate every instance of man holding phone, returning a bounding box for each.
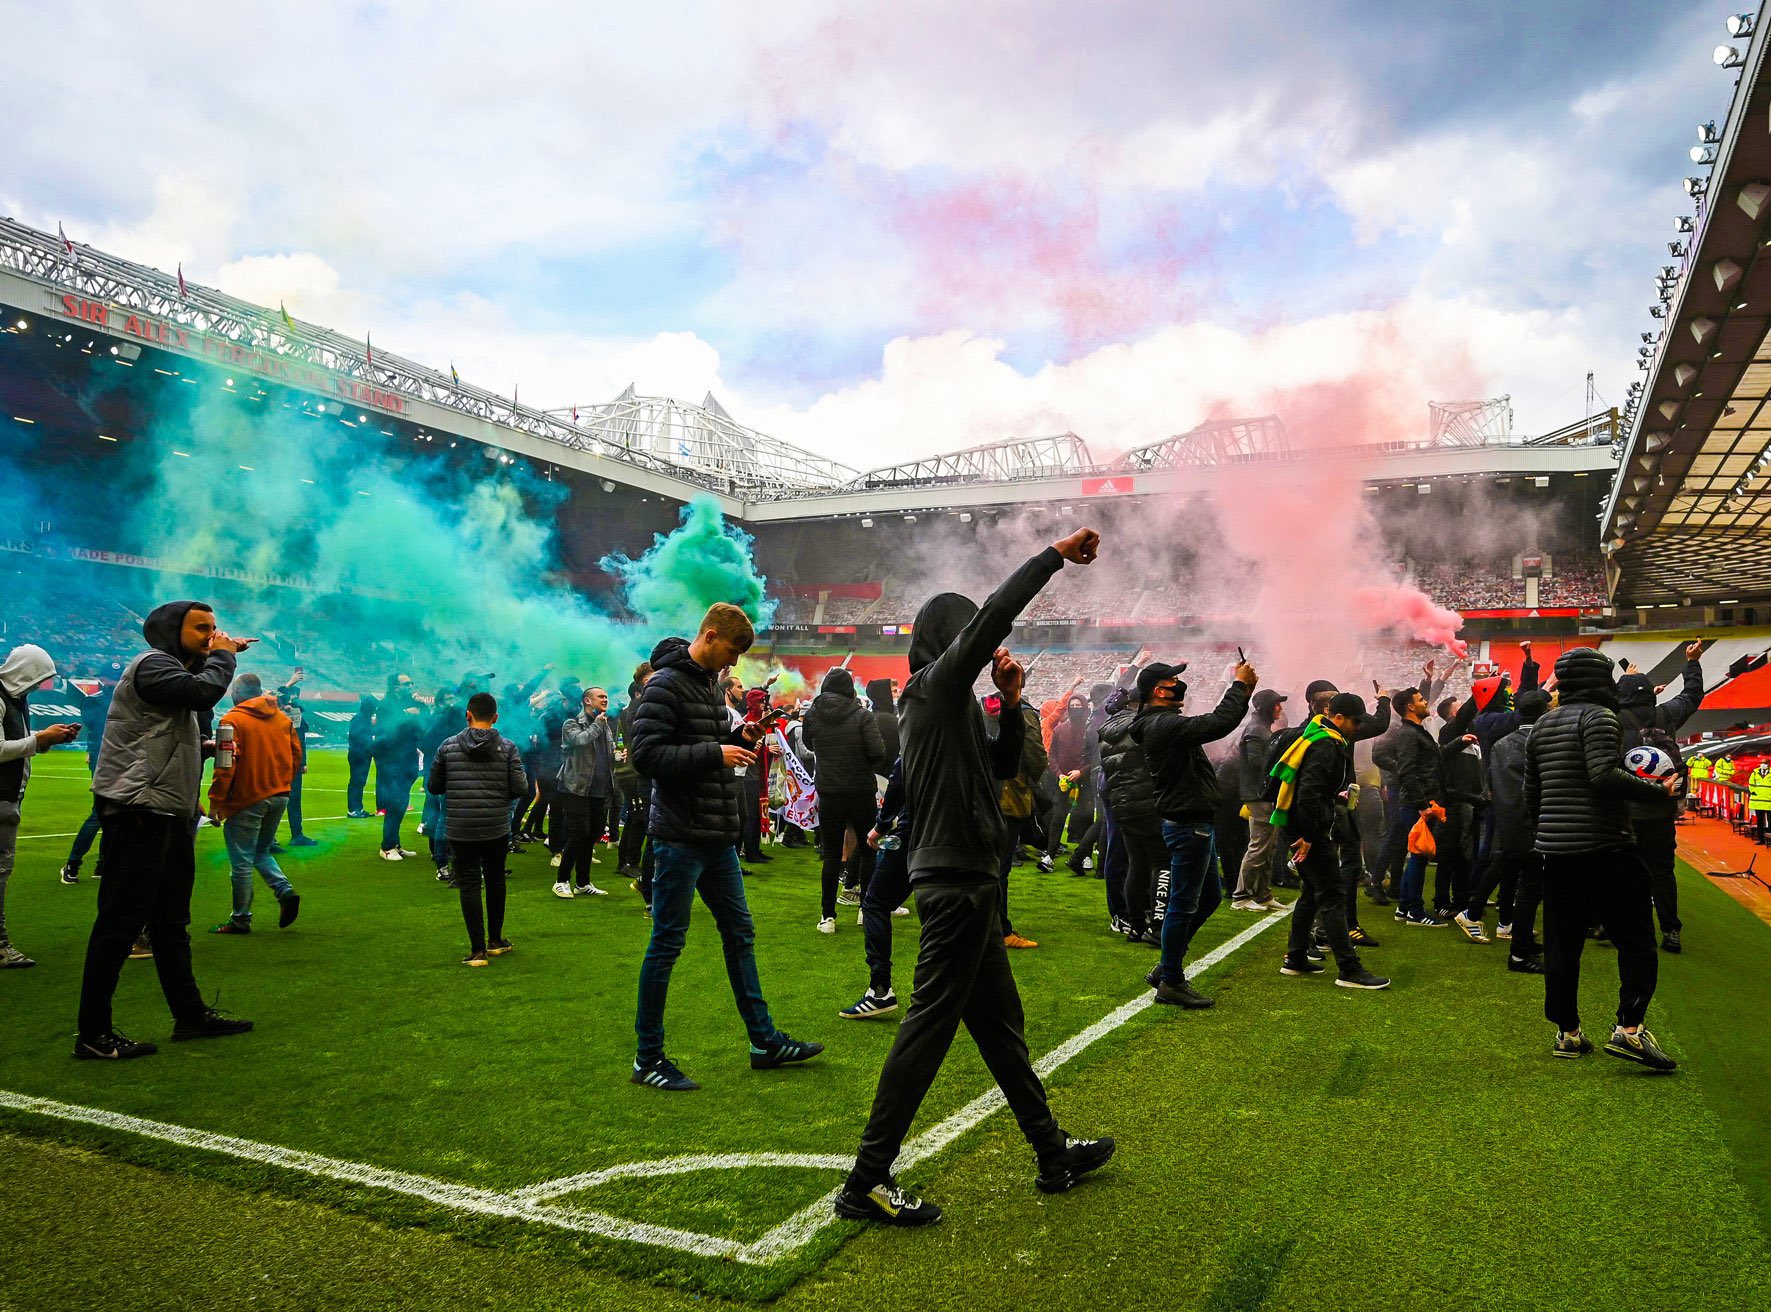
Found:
[74,602,257,1060]
[2,644,80,968]
[627,603,823,1091]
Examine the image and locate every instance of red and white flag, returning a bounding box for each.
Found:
[177,264,188,299]
[58,223,73,256]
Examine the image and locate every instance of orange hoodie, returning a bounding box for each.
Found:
[208,694,299,822]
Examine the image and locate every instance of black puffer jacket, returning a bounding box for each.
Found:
[803,670,888,797]
[427,726,528,842]
[629,637,748,844]
[1129,681,1252,822]
[1526,648,1666,854]
[1098,706,1159,827]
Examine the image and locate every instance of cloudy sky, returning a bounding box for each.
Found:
[0,1,1737,468]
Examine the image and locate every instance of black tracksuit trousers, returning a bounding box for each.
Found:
[847,878,1065,1191]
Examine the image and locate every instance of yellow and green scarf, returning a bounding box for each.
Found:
[1268,715,1345,828]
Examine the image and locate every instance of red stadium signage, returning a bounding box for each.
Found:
[55,295,408,416]
[1082,476,1135,496]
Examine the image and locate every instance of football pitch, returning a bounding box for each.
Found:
[2,750,1770,1310]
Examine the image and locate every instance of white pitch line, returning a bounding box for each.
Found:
[0,906,1291,1266]
[738,905,1294,1262]
[0,1089,747,1261]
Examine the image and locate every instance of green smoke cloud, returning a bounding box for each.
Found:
[602,495,776,635]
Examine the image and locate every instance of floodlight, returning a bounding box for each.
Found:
[1691,144,1719,165]
[1684,176,1708,196]
[860,517,873,528]
[1727,13,1755,38]
[1698,118,1720,143]
[1715,44,1745,67]
[1669,241,1687,257]
[1650,305,1666,318]
[1677,215,1695,232]
[600,479,615,492]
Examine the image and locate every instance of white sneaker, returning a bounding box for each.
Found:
[580,883,609,896]
[817,917,836,934]
[416,823,426,836]
[1231,898,1263,911]
[550,853,563,868]
[590,854,602,864]
[1082,855,1095,871]
[891,906,911,917]
[856,909,865,925]
[1496,922,1513,940]
[1258,898,1287,911]
[398,848,417,858]
[379,849,403,862]
[552,882,575,899]
[1453,912,1489,943]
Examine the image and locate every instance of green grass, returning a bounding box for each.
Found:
[3,750,1770,1309]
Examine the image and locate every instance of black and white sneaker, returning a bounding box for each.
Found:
[834,1179,942,1226]
[1552,1029,1593,1059]
[1035,1135,1116,1194]
[1508,955,1546,975]
[1280,955,1325,977]
[631,1054,700,1091]
[59,863,80,885]
[1108,915,1133,937]
[750,1034,825,1069]
[73,1031,159,1060]
[1335,969,1390,990]
[839,989,899,1019]
[171,1008,255,1042]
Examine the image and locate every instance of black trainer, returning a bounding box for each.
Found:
[834,1179,942,1226]
[631,1054,700,1091]
[1661,930,1682,953]
[1347,926,1380,948]
[1154,979,1213,1008]
[278,893,301,929]
[750,1034,825,1069]
[1508,955,1546,975]
[1035,1136,1116,1194]
[1280,955,1325,977]
[171,1008,255,1041]
[1335,968,1390,990]
[72,1031,158,1061]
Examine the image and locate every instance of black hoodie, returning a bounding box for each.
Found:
[899,548,1063,880]
[629,636,752,845]
[348,695,378,755]
[804,668,889,795]
[865,677,901,761]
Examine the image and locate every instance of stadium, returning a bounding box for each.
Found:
[4,7,1771,1312]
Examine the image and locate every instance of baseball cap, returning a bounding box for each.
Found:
[1251,689,1288,716]
[1136,662,1187,704]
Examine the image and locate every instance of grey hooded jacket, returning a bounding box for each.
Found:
[0,644,56,815]
[90,602,236,818]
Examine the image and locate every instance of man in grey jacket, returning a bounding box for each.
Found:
[2,644,81,967]
[555,686,615,899]
[75,602,256,1060]
[1230,689,1287,910]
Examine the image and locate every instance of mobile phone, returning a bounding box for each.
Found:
[1237,646,1245,663]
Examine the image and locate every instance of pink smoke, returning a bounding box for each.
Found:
[1352,584,1470,659]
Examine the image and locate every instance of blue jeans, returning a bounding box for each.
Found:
[378,776,413,852]
[222,797,295,925]
[423,793,450,866]
[1098,794,1128,924]
[1157,821,1222,986]
[634,841,778,1062]
[1399,815,1439,916]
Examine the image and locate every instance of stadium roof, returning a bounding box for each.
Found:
[1604,1,1771,608]
[1,213,1615,525]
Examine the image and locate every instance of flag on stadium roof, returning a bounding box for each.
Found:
[366,332,374,370]
[279,302,296,334]
[176,263,187,299]
[58,222,72,256]
[571,403,579,422]
[450,362,460,387]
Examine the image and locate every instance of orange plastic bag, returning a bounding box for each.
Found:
[1407,802,1448,856]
